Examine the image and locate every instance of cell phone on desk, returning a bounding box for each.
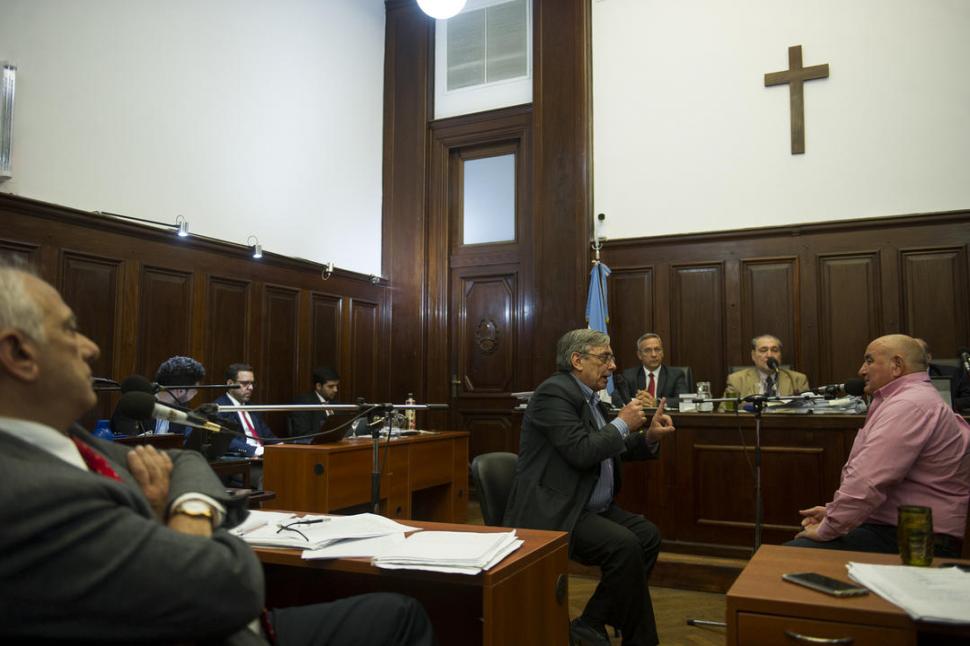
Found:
[782,572,869,597]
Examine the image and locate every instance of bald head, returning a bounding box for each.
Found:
[859,334,927,395]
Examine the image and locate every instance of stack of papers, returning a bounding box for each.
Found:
[847,562,970,624]
[231,511,418,550]
[372,530,523,575]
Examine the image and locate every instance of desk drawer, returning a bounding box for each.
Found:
[737,612,914,646]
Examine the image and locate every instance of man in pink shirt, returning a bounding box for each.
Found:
[789,334,970,557]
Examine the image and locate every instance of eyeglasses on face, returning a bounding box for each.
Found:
[581,352,616,365]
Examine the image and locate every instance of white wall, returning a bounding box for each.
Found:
[591,0,970,240]
[0,0,386,275]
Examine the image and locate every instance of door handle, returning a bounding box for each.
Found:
[450,374,461,398]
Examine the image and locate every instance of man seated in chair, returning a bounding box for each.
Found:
[718,334,810,411]
[615,333,690,407]
[289,365,340,440]
[787,334,969,557]
[0,259,434,645]
[504,329,676,646]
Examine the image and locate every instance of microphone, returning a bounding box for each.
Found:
[813,378,866,398]
[960,348,970,376]
[119,392,227,433]
[766,357,779,372]
[120,374,157,394]
[612,371,632,403]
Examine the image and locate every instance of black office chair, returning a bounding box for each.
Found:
[670,365,694,393]
[470,452,518,526]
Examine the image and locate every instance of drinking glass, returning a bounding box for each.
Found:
[897,505,934,566]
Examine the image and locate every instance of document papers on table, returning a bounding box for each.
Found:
[372,530,523,575]
[847,562,970,624]
[231,511,419,550]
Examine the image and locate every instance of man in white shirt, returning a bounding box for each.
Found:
[618,333,690,407]
[215,363,275,458]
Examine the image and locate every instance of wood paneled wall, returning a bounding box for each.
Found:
[0,194,389,432]
[602,212,970,397]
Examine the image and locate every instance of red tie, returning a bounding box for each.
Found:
[240,411,263,446]
[647,372,656,398]
[72,437,122,482]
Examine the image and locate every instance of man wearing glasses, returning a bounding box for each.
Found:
[504,329,676,646]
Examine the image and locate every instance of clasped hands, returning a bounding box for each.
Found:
[794,505,826,541]
[617,396,675,443]
[127,445,212,537]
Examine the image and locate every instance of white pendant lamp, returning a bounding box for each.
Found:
[417,0,467,20]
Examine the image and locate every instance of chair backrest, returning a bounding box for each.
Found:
[470,452,518,526]
[930,359,960,378]
[670,365,694,393]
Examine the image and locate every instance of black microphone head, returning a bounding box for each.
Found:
[766,357,779,371]
[118,391,157,419]
[844,378,866,397]
[120,375,155,394]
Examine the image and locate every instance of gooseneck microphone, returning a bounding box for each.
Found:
[766,357,779,372]
[813,378,865,398]
[118,392,228,434]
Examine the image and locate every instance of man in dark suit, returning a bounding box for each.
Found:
[616,333,689,406]
[289,365,340,438]
[916,337,970,413]
[215,362,276,457]
[503,329,676,646]
[110,355,206,436]
[0,260,434,645]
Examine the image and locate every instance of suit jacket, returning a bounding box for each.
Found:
[928,363,970,413]
[503,372,658,551]
[0,423,264,644]
[288,391,332,438]
[718,366,810,411]
[214,394,276,456]
[617,364,690,405]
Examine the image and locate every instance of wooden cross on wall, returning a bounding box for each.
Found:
[765,45,829,154]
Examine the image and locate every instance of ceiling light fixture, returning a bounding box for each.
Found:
[417,0,467,20]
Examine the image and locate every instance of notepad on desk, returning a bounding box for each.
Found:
[847,561,970,624]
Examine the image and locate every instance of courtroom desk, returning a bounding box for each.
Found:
[262,431,469,523]
[726,544,970,645]
[614,412,866,557]
[256,520,569,646]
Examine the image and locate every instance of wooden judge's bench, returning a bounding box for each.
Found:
[615,412,868,557]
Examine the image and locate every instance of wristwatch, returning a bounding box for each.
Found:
[171,500,215,524]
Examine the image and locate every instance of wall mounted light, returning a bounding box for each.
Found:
[0,62,16,181]
[247,235,262,259]
[417,0,466,20]
[94,210,190,238]
[369,274,381,285]
[322,261,334,280]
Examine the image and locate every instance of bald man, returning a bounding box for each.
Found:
[788,334,970,557]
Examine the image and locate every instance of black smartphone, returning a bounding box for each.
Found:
[781,572,869,597]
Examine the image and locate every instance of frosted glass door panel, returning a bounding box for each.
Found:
[463,153,515,245]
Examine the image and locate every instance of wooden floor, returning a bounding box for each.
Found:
[468,501,729,645]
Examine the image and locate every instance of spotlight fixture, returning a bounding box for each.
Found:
[94,210,190,238]
[369,274,380,285]
[417,0,466,20]
[322,262,334,280]
[247,235,263,259]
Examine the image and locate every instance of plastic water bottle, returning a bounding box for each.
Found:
[405,393,417,430]
[93,419,115,441]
